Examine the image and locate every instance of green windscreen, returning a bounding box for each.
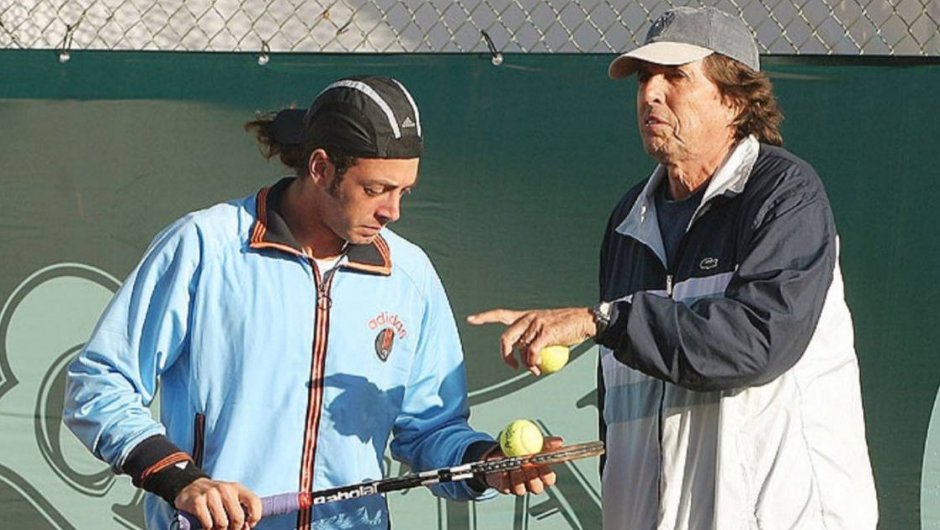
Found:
[1,50,938,530]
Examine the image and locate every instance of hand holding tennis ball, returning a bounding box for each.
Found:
[537,345,570,374]
[499,419,544,457]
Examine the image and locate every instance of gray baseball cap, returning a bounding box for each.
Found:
[608,6,760,79]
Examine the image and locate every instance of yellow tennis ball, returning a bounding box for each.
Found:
[499,419,544,457]
[538,345,570,374]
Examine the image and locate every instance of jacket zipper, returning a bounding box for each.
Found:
[657,199,701,517]
[658,272,671,513]
[297,261,337,530]
[192,412,206,468]
[318,266,338,310]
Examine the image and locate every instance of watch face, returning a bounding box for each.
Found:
[593,303,610,325]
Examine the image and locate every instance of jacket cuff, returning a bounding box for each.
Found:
[122,435,209,504]
[594,300,626,349]
[463,440,500,493]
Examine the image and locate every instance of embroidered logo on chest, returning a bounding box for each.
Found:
[369,312,408,362]
[699,257,719,271]
[374,328,395,362]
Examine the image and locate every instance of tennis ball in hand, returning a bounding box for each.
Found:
[498,419,544,457]
[537,345,570,374]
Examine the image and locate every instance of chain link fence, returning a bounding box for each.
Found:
[1,0,938,55]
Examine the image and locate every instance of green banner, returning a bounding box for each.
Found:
[1,50,938,529]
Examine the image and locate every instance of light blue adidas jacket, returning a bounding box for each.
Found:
[64,179,494,529]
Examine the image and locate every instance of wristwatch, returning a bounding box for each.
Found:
[591,301,613,336]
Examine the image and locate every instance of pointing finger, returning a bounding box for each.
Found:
[466,309,524,326]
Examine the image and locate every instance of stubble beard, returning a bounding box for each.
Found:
[642,128,689,166]
[643,134,675,164]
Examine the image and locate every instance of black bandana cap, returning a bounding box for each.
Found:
[270,75,423,159]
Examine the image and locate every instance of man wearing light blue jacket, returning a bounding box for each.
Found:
[64,75,557,530]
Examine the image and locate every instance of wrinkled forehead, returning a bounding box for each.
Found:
[634,57,709,78]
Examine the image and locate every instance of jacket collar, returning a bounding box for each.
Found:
[248,177,392,276]
[614,135,760,264]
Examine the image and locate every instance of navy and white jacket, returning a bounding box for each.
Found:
[64,178,495,530]
[596,136,878,529]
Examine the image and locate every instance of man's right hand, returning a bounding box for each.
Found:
[467,307,596,375]
[174,477,262,530]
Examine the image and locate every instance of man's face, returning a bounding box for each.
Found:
[635,58,738,164]
[319,156,419,246]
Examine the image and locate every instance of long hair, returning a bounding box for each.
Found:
[703,54,784,146]
[244,111,356,180]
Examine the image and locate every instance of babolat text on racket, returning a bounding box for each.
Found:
[176,440,604,530]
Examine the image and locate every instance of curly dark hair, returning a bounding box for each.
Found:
[244,112,357,180]
[703,54,784,146]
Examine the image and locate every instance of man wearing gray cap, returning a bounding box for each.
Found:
[470,6,878,529]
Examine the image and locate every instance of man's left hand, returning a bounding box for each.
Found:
[483,436,563,495]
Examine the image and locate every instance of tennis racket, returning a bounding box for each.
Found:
[176,440,603,530]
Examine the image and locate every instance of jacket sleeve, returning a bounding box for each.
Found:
[63,216,204,486]
[389,260,496,501]
[598,172,837,391]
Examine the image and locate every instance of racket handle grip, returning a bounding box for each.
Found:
[176,512,200,530]
[176,493,303,530]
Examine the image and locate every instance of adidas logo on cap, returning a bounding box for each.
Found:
[308,75,424,158]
